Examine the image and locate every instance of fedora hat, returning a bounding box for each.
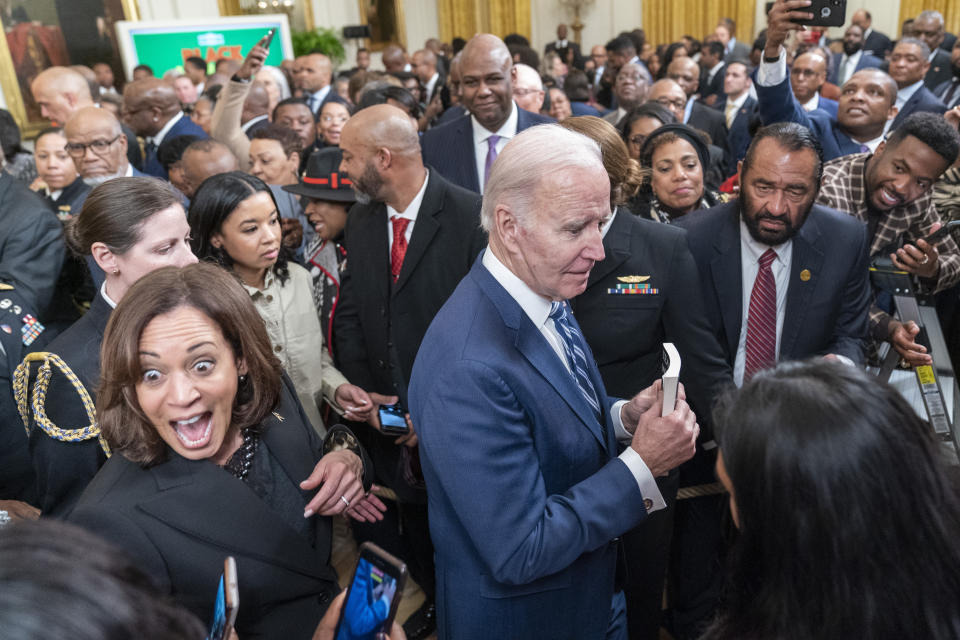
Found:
[282,147,356,202]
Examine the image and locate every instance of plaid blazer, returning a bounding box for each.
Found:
[817,153,960,337]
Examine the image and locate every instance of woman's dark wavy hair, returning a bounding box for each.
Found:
[98,263,284,467]
[617,102,676,144]
[656,42,688,79]
[187,171,290,285]
[0,520,205,639]
[704,360,960,640]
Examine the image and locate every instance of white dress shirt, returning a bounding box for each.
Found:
[472,102,519,191]
[894,79,924,111]
[386,170,429,251]
[149,111,185,148]
[304,85,332,113]
[838,50,863,85]
[706,61,725,86]
[481,246,666,511]
[682,96,695,124]
[801,93,822,112]
[734,220,793,387]
[424,72,440,101]
[858,134,886,153]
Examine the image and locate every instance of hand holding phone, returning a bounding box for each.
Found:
[334,543,407,640]
[378,402,409,436]
[924,220,960,245]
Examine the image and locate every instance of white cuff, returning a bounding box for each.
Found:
[611,399,632,443]
[618,447,666,513]
[834,354,855,367]
[756,46,788,87]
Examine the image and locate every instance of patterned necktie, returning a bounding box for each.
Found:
[744,248,778,382]
[943,80,960,108]
[549,301,601,415]
[390,216,409,282]
[859,144,870,153]
[484,135,501,188]
[306,93,317,113]
[725,101,738,129]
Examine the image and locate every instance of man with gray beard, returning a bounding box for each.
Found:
[64,107,146,186]
[334,103,484,639]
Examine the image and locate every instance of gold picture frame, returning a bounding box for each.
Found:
[357,0,406,51]
[217,0,315,33]
[0,0,140,138]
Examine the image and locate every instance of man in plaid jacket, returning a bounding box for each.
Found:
[817,112,960,365]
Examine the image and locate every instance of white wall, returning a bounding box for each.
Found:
[137,0,220,20]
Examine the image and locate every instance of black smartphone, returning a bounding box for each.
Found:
[924,220,960,244]
[262,28,276,49]
[378,402,409,435]
[335,542,407,640]
[206,557,239,640]
[766,0,846,28]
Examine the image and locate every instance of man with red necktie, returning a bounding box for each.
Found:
[675,122,872,384]
[334,103,485,640]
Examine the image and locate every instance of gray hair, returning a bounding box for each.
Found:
[917,10,945,29]
[898,37,932,60]
[480,124,603,232]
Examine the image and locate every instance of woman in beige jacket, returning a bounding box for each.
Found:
[187,171,375,433]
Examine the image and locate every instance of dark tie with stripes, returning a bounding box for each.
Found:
[744,248,778,382]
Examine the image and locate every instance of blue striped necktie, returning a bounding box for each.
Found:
[549,301,601,416]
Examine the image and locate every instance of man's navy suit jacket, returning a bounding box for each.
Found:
[890,86,947,131]
[420,105,553,193]
[141,115,209,179]
[673,201,872,367]
[827,51,883,85]
[409,255,647,640]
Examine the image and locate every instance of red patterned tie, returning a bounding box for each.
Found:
[744,248,777,382]
[390,216,409,282]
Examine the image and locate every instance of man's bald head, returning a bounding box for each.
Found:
[64,106,127,183]
[242,83,271,123]
[293,53,332,92]
[411,49,438,84]
[181,140,239,198]
[667,57,700,97]
[648,79,688,122]
[512,63,545,113]
[382,44,408,73]
[459,34,514,131]
[31,67,95,124]
[343,104,420,156]
[122,78,181,137]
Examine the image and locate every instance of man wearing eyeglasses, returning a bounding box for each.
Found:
[602,63,649,126]
[64,107,146,186]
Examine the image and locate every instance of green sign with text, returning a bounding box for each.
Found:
[128,22,285,75]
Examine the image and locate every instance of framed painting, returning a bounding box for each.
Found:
[0,0,139,136]
[357,0,406,51]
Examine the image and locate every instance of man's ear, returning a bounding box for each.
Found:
[91,241,118,274]
[886,105,899,123]
[495,204,520,250]
[874,140,886,156]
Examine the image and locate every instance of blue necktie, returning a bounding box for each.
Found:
[549,301,601,416]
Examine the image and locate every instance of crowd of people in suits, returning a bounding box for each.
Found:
[1,1,960,639]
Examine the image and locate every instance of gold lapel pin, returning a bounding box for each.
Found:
[800,269,811,282]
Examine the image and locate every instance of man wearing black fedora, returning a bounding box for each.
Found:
[283,147,356,348]
[334,104,485,640]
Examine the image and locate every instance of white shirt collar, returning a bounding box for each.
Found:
[472,101,519,141]
[100,281,118,309]
[683,95,695,123]
[307,85,331,106]
[800,93,821,111]
[386,169,430,222]
[425,71,440,97]
[47,188,63,201]
[123,163,134,177]
[843,49,863,66]
[602,208,619,239]
[929,49,938,62]
[708,60,725,77]
[859,133,886,152]
[557,39,568,48]
[241,114,268,133]
[727,91,749,111]
[863,27,873,41]
[150,111,184,146]
[896,79,925,108]
[482,246,553,329]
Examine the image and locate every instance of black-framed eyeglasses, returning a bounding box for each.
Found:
[65,135,122,158]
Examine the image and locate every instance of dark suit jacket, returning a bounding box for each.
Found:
[243,115,271,139]
[674,201,872,367]
[828,51,884,85]
[69,379,364,640]
[863,30,893,58]
[420,105,553,192]
[716,95,758,176]
[572,210,731,430]
[545,40,583,68]
[934,77,960,108]
[756,71,865,161]
[688,100,728,152]
[813,95,839,119]
[121,122,143,171]
[891,85,947,130]
[46,177,90,217]
[409,255,647,640]
[0,172,65,315]
[699,64,726,103]
[333,171,485,502]
[926,48,953,90]
[142,114,209,178]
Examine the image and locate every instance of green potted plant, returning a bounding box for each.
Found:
[291,27,346,65]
